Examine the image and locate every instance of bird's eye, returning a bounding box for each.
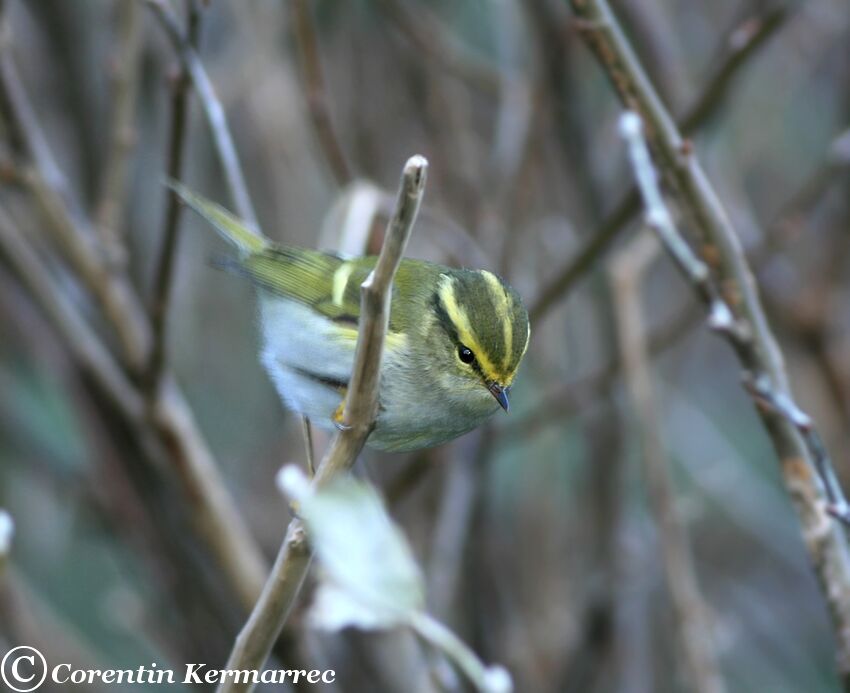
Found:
[458,345,475,364]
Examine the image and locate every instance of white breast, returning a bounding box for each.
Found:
[259,297,356,425]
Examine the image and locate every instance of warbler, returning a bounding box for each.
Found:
[174,185,530,452]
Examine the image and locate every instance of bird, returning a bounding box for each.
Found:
[173,184,530,452]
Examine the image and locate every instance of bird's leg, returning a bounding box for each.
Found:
[332,393,353,432]
[300,416,316,477]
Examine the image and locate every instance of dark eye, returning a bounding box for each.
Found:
[458,345,475,364]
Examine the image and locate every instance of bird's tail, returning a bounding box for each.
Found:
[167,181,268,256]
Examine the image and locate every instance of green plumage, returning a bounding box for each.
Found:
[172,183,530,451]
[172,181,435,334]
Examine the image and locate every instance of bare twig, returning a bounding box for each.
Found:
[147,0,202,391]
[529,7,788,323]
[0,205,268,611]
[0,8,267,612]
[375,0,501,93]
[516,122,850,439]
[0,207,144,422]
[611,230,725,693]
[742,373,850,523]
[0,31,151,370]
[409,612,511,693]
[95,0,142,266]
[613,100,850,678]
[144,0,259,231]
[291,0,353,186]
[217,155,428,693]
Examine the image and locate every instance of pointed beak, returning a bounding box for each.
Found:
[488,382,510,412]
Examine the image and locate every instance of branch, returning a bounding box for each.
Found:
[616,104,850,681]
[291,0,353,186]
[610,225,725,693]
[147,0,202,391]
[0,32,151,370]
[95,0,142,267]
[0,206,268,611]
[375,0,501,93]
[529,7,788,322]
[568,0,850,679]
[518,122,850,439]
[216,155,428,693]
[144,0,259,231]
[0,207,144,422]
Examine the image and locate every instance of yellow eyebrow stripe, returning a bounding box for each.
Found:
[438,274,503,384]
[332,262,355,306]
[480,270,513,372]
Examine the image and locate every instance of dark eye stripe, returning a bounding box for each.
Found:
[432,290,486,379]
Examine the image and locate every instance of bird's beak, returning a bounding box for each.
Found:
[488,382,510,412]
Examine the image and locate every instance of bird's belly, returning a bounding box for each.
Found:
[259,297,354,424]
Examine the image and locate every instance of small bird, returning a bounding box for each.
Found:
[174,185,530,452]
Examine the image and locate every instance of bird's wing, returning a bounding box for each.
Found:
[243,249,434,335]
[243,248,375,324]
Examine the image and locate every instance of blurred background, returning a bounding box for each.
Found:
[0,0,849,691]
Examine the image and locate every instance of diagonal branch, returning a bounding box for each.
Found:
[144,0,259,231]
[0,7,268,615]
[529,7,788,323]
[216,155,428,693]
[291,0,353,186]
[579,0,850,671]
[0,31,151,370]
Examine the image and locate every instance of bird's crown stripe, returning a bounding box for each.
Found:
[480,270,513,372]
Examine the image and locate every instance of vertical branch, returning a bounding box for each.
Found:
[291,0,353,186]
[0,29,151,370]
[568,0,850,678]
[95,0,142,266]
[529,7,788,323]
[610,233,725,693]
[147,0,202,390]
[216,155,428,693]
[0,9,268,615]
[617,102,850,682]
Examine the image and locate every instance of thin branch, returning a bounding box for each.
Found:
[410,612,511,693]
[95,0,143,267]
[147,0,202,391]
[678,8,786,134]
[613,100,850,680]
[375,0,501,93]
[610,232,725,693]
[0,3,269,621]
[216,156,428,693]
[516,122,850,439]
[529,7,788,323]
[0,206,144,422]
[0,31,151,370]
[291,0,353,186]
[144,0,259,231]
[0,206,268,611]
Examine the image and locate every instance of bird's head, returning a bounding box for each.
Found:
[421,269,530,413]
